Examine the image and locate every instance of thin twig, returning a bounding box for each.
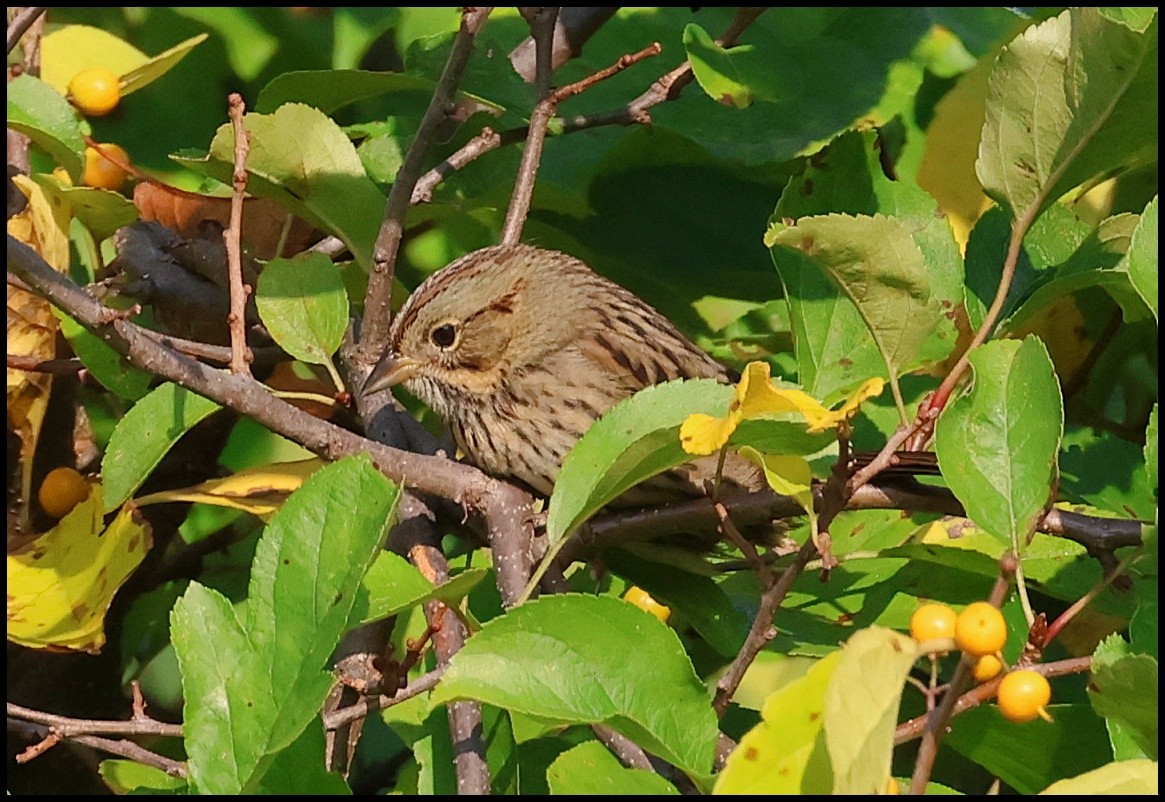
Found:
[6,7,46,56]
[358,6,493,366]
[712,537,818,716]
[518,7,559,97]
[6,702,183,738]
[322,666,447,731]
[6,354,84,374]
[499,39,664,245]
[9,717,187,778]
[894,655,1092,744]
[407,510,491,796]
[422,8,766,209]
[224,93,253,377]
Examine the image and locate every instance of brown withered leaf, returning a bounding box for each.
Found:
[133,180,318,260]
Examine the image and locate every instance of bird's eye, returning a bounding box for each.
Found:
[430,323,458,349]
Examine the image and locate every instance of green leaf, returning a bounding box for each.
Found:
[547,740,679,795]
[120,34,210,96]
[963,203,1091,331]
[431,594,719,776]
[170,8,278,81]
[976,9,1158,221]
[546,379,734,543]
[57,313,153,401]
[101,383,221,511]
[770,129,964,402]
[768,213,959,403]
[1126,195,1158,321]
[256,721,352,795]
[256,252,349,366]
[6,74,85,182]
[1089,635,1159,760]
[98,759,186,793]
[684,24,757,109]
[1006,213,1151,331]
[172,456,398,794]
[31,174,139,244]
[174,103,384,269]
[944,703,1113,794]
[354,551,488,625]
[935,337,1063,547]
[672,9,930,166]
[1040,759,1159,795]
[715,650,840,794]
[1060,425,1157,520]
[256,69,440,115]
[332,8,402,71]
[824,627,918,794]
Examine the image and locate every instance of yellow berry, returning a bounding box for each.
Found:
[972,654,1004,682]
[83,144,130,190]
[954,601,1008,657]
[910,602,958,642]
[38,467,91,519]
[997,669,1052,723]
[67,67,121,116]
[623,586,671,623]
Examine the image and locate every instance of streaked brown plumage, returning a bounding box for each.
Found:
[365,244,761,503]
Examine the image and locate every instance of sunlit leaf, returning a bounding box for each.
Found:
[7,486,150,652]
[935,337,1063,548]
[432,594,719,776]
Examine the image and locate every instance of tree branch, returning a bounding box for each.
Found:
[10,234,536,607]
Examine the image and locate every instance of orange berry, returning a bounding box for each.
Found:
[623,586,671,623]
[954,601,1008,657]
[83,144,130,190]
[997,669,1052,723]
[972,654,1004,682]
[67,67,122,116]
[38,467,91,519]
[910,602,958,642]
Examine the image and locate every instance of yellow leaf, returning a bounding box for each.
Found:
[8,175,72,531]
[134,458,323,521]
[7,484,151,653]
[806,377,886,433]
[40,25,148,94]
[715,651,842,794]
[680,411,741,456]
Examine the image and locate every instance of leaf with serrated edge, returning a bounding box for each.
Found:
[431,594,718,776]
[172,456,397,793]
[935,337,1063,548]
[1088,634,1158,760]
[1126,196,1158,321]
[256,252,348,365]
[769,213,957,397]
[976,10,1157,221]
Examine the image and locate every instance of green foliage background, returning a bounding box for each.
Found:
[7,6,1157,796]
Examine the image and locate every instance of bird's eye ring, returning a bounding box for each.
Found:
[430,322,458,349]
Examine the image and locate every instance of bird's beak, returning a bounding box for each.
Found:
[364,352,421,394]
